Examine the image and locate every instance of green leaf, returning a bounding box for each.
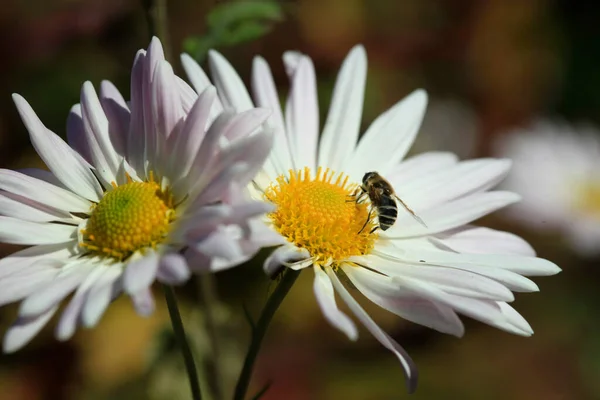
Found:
[207,0,283,31]
[220,20,273,46]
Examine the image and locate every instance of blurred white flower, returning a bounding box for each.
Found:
[0,37,273,352]
[183,46,561,392]
[496,120,600,256]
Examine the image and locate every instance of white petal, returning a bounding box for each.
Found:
[348,90,428,178]
[128,49,148,176]
[123,251,160,294]
[387,191,521,238]
[313,266,358,340]
[343,265,464,337]
[497,302,533,336]
[3,305,58,353]
[156,253,191,285]
[399,158,513,209]
[0,216,76,245]
[263,244,310,278]
[0,242,76,280]
[388,152,459,185]
[66,104,92,163]
[326,269,418,393]
[152,61,183,140]
[0,169,91,213]
[81,265,123,328]
[436,226,536,257]
[81,81,120,186]
[284,55,319,170]
[194,229,244,262]
[12,94,103,201]
[19,261,95,317]
[131,287,155,316]
[99,80,129,157]
[0,192,71,222]
[252,56,294,175]
[168,86,215,181]
[318,45,367,171]
[0,264,59,307]
[55,263,110,338]
[180,53,223,123]
[208,50,254,112]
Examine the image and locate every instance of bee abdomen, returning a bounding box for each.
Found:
[377,197,398,231]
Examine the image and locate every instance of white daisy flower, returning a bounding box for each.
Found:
[0,37,274,353]
[182,46,561,392]
[495,120,600,256]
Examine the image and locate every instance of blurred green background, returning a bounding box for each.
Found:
[0,0,598,399]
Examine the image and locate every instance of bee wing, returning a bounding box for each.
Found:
[393,194,427,228]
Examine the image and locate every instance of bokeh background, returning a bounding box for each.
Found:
[0,0,599,399]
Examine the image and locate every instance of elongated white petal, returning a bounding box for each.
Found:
[327,269,418,393]
[0,242,75,280]
[399,159,513,209]
[128,49,148,176]
[313,266,358,340]
[99,80,129,157]
[388,152,459,185]
[12,94,103,201]
[497,302,533,335]
[152,61,183,140]
[156,253,190,285]
[347,90,427,178]
[81,265,122,328]
[19,262,94,317]
[0,193,71,222]
[387,191,521,238]
[0,169,91,213]
[208,50,254,112]
[123,251,159,294]
[3,305,58,353]
[180,53,223,123]
[0,264,58,307]
[55,265,110,339]
[436,226,536,257]
[283,55,319,170]
[0,217,76,245]
[194,229,243,262]
[252,56,294,175]
[81,81,120,186]
[343,265,464,337]
[168,86,215,181]
[66,104,92,163]
[318,45,367,172]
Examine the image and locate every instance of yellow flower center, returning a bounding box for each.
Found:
[80,178,175,260]
[265,167,378,267]
[577,181,600,217]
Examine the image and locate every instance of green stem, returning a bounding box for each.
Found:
[163,285,203,400]
[198,274,224,400]
[233,269,301,400]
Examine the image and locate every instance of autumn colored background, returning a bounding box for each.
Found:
[0,0,598,399]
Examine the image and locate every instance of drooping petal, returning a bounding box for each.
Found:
[327,269,418,393]
[3,305,58,353]
[313,266,358,340]
[19,261,95,317]
[131,288,155,316]
[123,251,160,294]
[318,45,367,172]
[156,253,191,285]
[263,244,311,278]
[343,265,464,337]
[81,265,123,328]
[12,94,103,201]
[0,263,59,307]
[0,242,76,280]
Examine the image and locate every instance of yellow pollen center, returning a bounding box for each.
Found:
[577,181,600,217]
[80,180,174,260]
[265,167,378,267]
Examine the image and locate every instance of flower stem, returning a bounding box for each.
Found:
[233,269,301,400]
[198,274,224,400]
[163,284,202,400]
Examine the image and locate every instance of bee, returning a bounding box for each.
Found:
[355,171,426,233]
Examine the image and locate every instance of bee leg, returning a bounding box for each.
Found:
[358,207,374,234]
[369,226,378,234]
